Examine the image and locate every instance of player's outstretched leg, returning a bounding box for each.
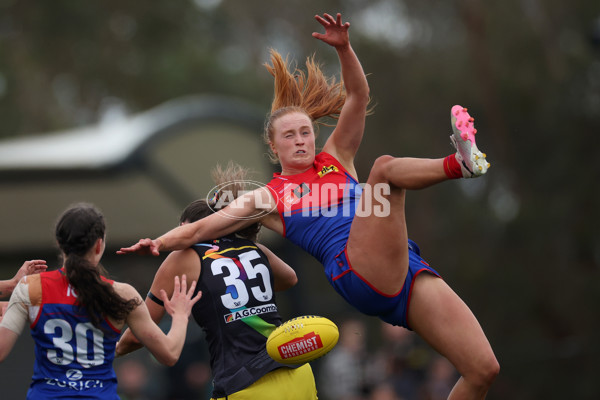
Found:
[450,105,490,178]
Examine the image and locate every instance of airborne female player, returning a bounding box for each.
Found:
[120,12,499,399]
[117,164,319,400]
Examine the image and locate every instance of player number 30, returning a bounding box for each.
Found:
[45,319,105,368]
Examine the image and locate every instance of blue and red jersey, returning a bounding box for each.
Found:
[265,152,361,271]
[265,152,441,328]
[28,269,121,399]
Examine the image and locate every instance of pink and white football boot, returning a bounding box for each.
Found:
[450,105,490,178]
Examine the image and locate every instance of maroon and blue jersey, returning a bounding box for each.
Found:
[265,152,361,274]
[27,269,121,399]
[266,152,440,328]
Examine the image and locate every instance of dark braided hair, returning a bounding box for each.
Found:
[55,203,139,329]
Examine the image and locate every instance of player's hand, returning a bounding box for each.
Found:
[162,275,202,318]
[14,260,47,282]
[117,238,161,256]
[312,13,350,49]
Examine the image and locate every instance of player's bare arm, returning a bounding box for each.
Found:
[0,260,47,300]
[118,187,276,255]
[119,276,201,366]
[116,250,201,356]
[316,13,369,176]
[256,243,297,291]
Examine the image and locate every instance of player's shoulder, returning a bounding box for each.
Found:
[112,281,141,302]
[22,273,41,286]
[22,273,42,305]
[164,248,200,268]
[158,248,201,281]
[252,185,277,210]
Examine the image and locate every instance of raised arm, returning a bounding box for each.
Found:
[315,13,370,171]
[117,250,201,356]
[116,275,201,366]
[118,187,275,256]
[0,260,47,300]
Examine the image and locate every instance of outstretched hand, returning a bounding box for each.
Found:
[117,238,161,256]
[312,13,350,49]
[14,259,47,282]
[161,275,202,319]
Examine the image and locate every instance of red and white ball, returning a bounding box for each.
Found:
[266,315,339,364]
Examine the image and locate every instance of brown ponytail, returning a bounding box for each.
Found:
[55,203,139,329]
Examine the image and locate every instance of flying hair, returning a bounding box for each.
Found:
[211,161,250,204]
[180,161,261,242]
[263,49,373,163]
[264,48,346,122]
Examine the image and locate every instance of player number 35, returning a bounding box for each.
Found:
[211,249,273,309]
